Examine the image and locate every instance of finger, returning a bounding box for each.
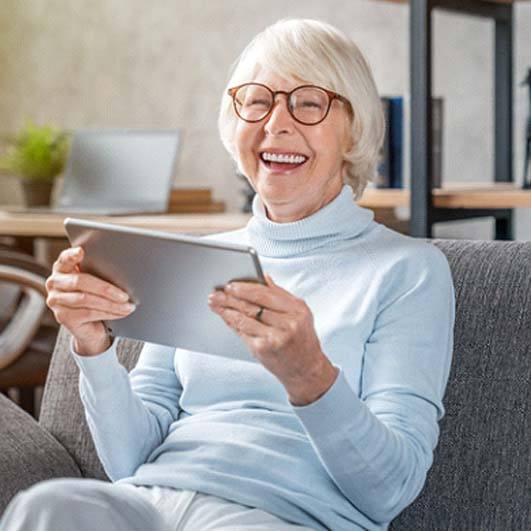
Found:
[209,292,281,327]
[52,246,84,274]
[264,273,292,297]
[52,305,135,326]
[47,272,130,302]
[209,290,261,317]
[213,306,267,338]
[47,291,135,315]
[223,282,291,312]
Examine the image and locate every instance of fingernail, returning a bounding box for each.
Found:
[125,303,136,311]
[116,291,129,301]
[209,292,222,302]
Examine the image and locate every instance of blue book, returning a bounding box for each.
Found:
[377,97,403,188]
[378,96,443,189]
[388,97,403,188]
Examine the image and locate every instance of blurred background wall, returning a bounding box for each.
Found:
[1,0,530,239]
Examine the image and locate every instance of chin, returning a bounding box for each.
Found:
[258,184,298,204]
[258,174,303,192]
[259,188,304,217]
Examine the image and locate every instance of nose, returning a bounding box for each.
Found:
[263,94,295,136]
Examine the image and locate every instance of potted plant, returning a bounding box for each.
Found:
[0,121,70,206]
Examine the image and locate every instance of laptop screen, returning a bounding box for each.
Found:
[58,130,180,209]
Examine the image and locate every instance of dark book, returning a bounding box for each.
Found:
[376,98,392,188]
[377,96,443,189]
[377,97,403,188]
[431,97,444,188]
[389,97,403,188]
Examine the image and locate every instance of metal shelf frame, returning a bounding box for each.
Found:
[410,0,514,239]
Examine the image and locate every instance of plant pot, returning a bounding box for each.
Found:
[20,180,54,207]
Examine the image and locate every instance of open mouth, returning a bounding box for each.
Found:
[259,151,309,172]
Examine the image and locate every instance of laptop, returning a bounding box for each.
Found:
[5,129,180,215]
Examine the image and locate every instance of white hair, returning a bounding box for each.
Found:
[217,18,385,199]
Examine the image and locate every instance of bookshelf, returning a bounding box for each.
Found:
[372,0,530,239]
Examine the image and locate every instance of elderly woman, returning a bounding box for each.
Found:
[0,18,455,531]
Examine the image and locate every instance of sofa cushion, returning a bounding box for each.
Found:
[0,392,82,513]
[39,327,143,479]
[391,239,530,530]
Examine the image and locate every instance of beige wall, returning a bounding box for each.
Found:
[1,0,530,239]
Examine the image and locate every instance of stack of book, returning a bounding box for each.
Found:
[168,187,225,213]
[376,96,443,189]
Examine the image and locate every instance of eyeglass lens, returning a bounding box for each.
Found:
[234,84,330,124]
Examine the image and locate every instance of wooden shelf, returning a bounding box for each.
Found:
[358,183,531,209]
[377,1,527,4]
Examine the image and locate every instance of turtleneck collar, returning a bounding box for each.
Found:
[246,184,375,258]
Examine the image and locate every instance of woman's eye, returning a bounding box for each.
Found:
[301,100,322,109]
[246,99,269,107]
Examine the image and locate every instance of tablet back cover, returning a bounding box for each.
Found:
[64,218,263,363]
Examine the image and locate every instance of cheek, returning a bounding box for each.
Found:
[234,124,259,170]
[235,122,259,153]
[308,128,344,169]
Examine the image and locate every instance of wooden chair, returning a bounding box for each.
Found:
[0,249,58,417]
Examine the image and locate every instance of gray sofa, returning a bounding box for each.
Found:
[1,239,529,530]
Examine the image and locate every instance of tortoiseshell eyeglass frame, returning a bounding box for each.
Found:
[227,82,353,126]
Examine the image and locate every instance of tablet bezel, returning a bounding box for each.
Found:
[64,217,265,284]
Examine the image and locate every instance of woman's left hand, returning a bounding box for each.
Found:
[208,274,338,406]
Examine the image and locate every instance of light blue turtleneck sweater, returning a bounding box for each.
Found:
[72,185,455,531]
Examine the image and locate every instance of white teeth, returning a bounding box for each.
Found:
[261,152,307,164]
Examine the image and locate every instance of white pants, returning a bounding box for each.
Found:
[0,478,315,531]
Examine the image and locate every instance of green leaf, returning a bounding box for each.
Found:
[0,121,70,182]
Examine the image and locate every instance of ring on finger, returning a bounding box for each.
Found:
[255,306,265,322]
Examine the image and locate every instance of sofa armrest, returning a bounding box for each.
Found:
[0,393,81,515]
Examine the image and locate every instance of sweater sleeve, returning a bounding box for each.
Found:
[291,244,455,524]
[72,337,182,481]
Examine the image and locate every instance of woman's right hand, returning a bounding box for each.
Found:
[45,246,136,357]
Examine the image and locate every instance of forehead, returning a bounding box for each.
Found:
[251,68,310,91]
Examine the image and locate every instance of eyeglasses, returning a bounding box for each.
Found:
[227,83,352,126]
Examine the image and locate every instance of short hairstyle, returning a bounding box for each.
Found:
[217,18,385,200]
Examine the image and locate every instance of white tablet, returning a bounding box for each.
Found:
[64,217,265,362]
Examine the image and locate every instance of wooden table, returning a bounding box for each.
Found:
[2,183,531,238]
[0,211,252,265]
[0,211,252,238]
